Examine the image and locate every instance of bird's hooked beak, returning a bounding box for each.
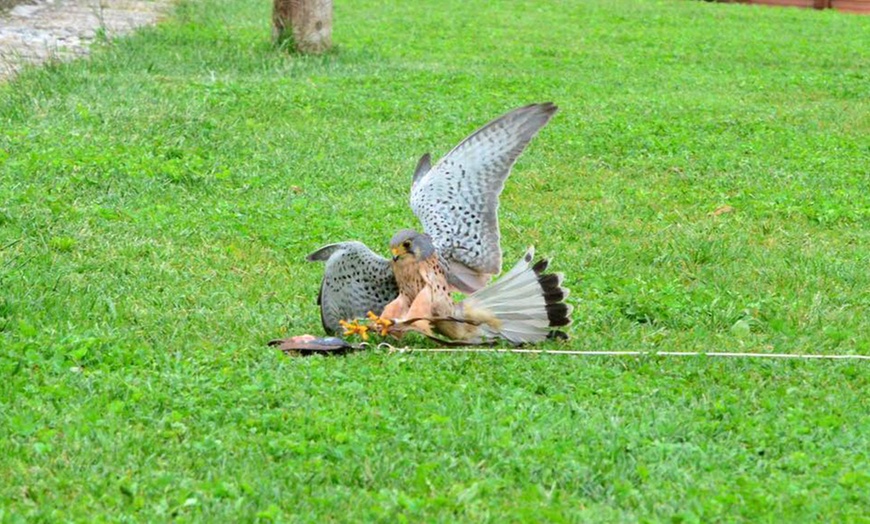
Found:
[390,246,405,262]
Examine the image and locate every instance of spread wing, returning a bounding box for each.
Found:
[306,242,398,334]
[410,102,558,293]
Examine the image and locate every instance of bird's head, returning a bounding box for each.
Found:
[389,229,435,262]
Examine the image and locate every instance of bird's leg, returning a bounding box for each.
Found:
[367,295,409,336]
[403,286,435,336]
[380,295,409,319]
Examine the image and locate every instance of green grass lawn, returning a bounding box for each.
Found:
[2,0,869,520]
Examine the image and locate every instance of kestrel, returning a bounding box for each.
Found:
[307,102,571,343]
[381,231,570,344]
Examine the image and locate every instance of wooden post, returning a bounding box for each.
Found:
[273,0,333,54]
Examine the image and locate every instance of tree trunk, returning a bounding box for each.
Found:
[273,0,333,54]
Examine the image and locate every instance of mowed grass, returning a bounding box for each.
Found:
[1,0,869,520]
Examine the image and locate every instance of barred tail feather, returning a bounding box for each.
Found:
[461,247,573,345]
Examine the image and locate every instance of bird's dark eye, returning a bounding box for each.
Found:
[403,241,411,249]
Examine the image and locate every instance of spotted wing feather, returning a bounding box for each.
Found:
[410,102,558,292]
[307,242,399,334]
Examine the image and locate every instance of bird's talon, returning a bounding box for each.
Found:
[366,312,394,336]
[339,319,369,341]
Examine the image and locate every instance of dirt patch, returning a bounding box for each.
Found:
[0,0,172,82]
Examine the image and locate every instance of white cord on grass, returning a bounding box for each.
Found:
[375,344,870,360]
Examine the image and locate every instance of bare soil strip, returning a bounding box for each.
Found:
[0,0,171,81]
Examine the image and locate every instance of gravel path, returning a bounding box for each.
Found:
[0,0,171,82]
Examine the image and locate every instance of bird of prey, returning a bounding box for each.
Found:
[307,102,571,343]
[379,231,571,344]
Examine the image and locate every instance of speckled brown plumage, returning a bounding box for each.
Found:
[392,253,453,319]
[381,233,572,345]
